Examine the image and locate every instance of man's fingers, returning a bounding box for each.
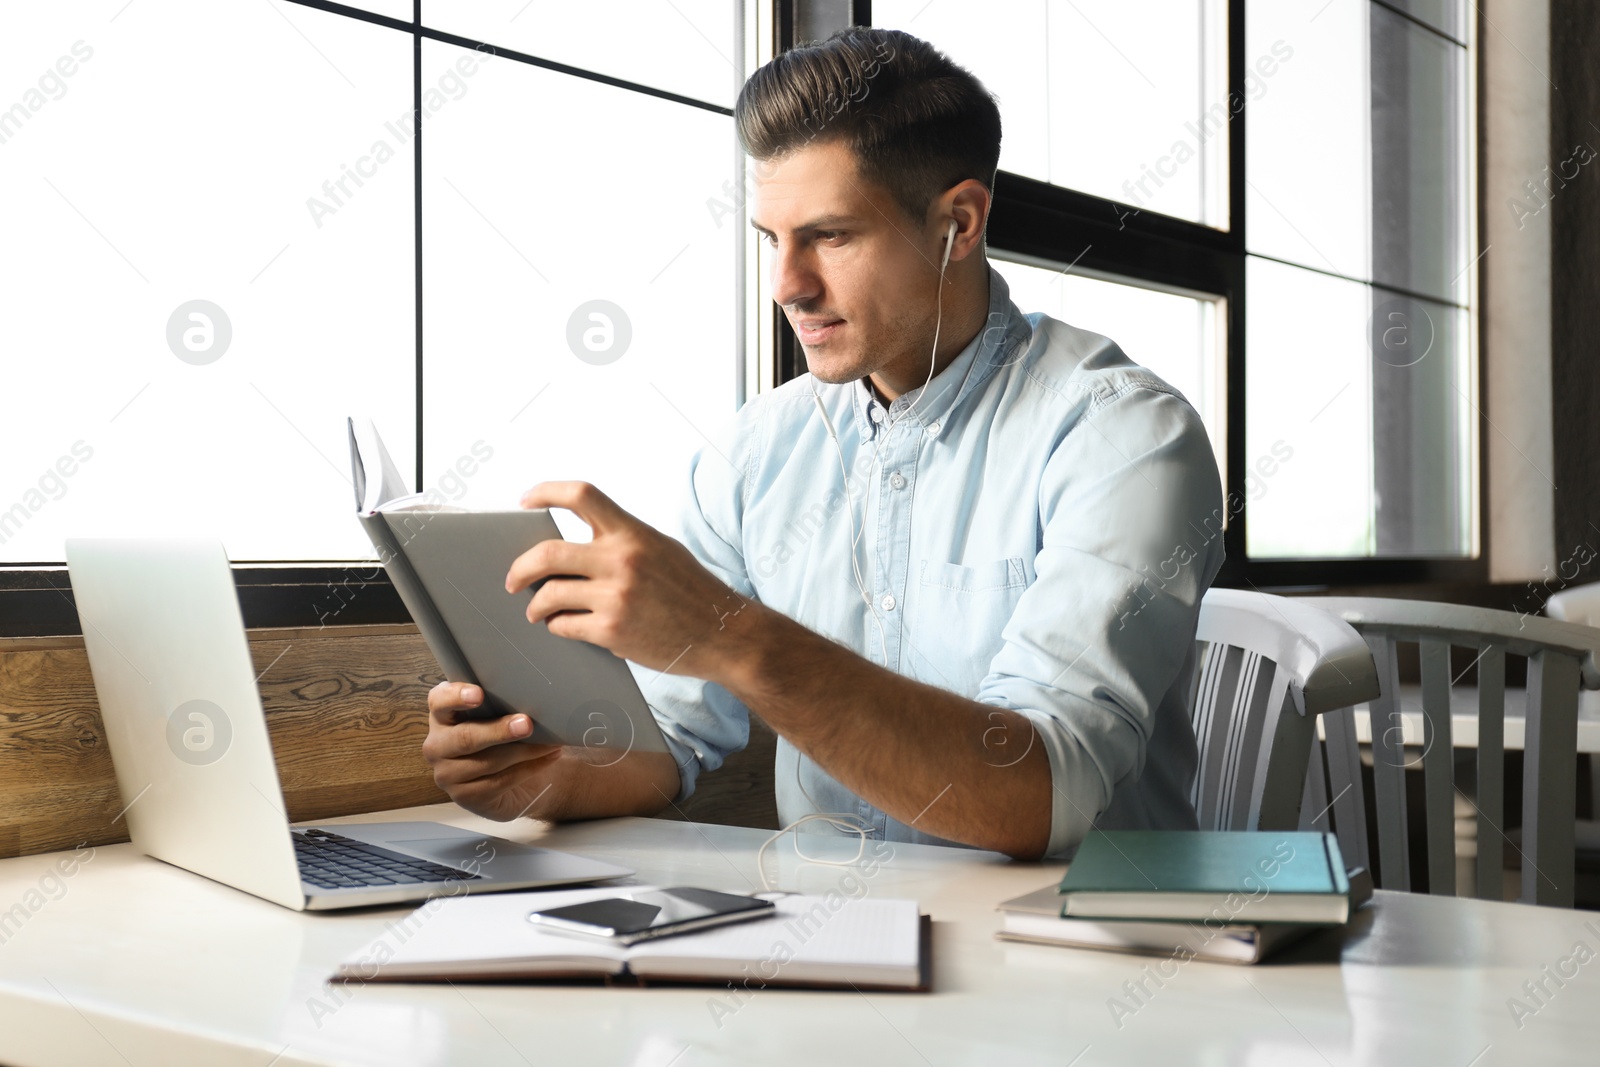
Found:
[430,738,562,788]
[505,537,596,596]
[428,681,485,720]
[524,577,603,626]
[518,481,631,535]
[426,710,539,761]
[544,609,602,646]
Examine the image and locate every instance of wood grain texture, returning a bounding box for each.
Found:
[0,624,779,859]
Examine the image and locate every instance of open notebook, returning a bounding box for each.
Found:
[335,887,931,991]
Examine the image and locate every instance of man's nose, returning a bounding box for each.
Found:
[770,243,821,310]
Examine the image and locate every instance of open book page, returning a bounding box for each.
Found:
[335,888,924,987]
[347,416,417,514]
[625,894,922,985]
[336,888,634,981]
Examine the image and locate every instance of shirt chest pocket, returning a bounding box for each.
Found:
[911,558,1030,693]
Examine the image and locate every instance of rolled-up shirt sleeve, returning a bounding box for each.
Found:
[976,382,1225,859]
[628,407,762,803]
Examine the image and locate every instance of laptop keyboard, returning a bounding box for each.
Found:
[293,828,482,890]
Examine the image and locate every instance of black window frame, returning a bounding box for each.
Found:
[0,0,1486,638]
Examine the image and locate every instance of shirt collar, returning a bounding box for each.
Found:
[851,264,1033,442]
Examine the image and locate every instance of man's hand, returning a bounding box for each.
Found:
[422,679,686,824]
[505,481,756,679]
[421,681,565,822]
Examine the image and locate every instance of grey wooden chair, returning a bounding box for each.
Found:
[1544,584,1600,822]
[1188,589,1380,834]
[1300,598,1600,908]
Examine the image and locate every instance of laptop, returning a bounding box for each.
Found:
[64,536,634,911]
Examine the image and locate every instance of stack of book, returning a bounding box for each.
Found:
[997,831,1367,965]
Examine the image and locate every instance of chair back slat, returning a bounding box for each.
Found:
[1320,706,1372,873]
[1418,638,1457,894]
[1221,650,1268,828]
[1365,633,1411,890]
[1249,667,1312,831]
[1299,728,1330,833]
[1189,640,1238,829]
[1524,650,1581,908]
[1474,646,1506,899]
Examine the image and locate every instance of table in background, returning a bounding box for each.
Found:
[0,803,1595,1066]
[1344,682,1600,897]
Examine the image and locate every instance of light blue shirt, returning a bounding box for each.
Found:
[631,266,1225,859]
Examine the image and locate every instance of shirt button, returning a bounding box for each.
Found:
[927,420,941,436]
[889,471,906,490]
[869,404,886,424]
[880,594,896,612]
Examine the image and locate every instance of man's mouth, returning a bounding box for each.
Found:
[794,318,844,344]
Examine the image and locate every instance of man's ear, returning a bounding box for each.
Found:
[939,179,991,263]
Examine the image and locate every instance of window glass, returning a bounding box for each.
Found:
[345,1,413,22]
[1245,0,1372,280]
[1245,257,1375,558]
[1246,256,1473,559]
[0,1,413,562]
[423,0,739,109]
[1384,0,1467,41]
[876,0,1228,226]
[419,39,740,538]
[1247,0,1469,304]
[1369,1,1471,305]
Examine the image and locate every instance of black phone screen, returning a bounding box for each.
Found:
[528,887,774,942]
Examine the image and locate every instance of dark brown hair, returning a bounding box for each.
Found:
[735,27,1002,224]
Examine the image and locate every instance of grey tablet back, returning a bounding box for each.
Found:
[385,507,670,758]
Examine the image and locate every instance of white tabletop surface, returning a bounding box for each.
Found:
[1341,683,1600,752]
[1,802,1596,1066]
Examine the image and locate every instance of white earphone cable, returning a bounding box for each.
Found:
[764,220,961,889]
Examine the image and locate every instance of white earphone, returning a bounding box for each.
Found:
[768,218,960,878]
[806,215,959,647]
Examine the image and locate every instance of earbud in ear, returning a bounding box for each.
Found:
[941,219,958,271]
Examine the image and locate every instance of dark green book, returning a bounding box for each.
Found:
[1056,831,1351,924]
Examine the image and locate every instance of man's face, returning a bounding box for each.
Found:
[750,140,943,390]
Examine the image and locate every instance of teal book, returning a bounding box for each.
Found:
[1056,831,1351,925]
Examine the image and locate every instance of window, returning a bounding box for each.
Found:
[0,1,1484,635]
[1,1,745,632]
[867,0,1479,580]
[1244,0,1474,560]
[419,36,739,535]
[0,1,414,564]
[875,0,1230,227]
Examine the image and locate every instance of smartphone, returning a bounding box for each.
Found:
[526,887,776,945]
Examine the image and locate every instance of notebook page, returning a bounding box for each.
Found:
[338,888,632,977]
[626,895,920,971]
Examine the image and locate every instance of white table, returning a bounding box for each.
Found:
[1,803,1596,1066]
[1343,683,1600,752]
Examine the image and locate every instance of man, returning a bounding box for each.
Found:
[421,27,1224,861]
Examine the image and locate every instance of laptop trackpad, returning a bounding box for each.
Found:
[386,835,541,868]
